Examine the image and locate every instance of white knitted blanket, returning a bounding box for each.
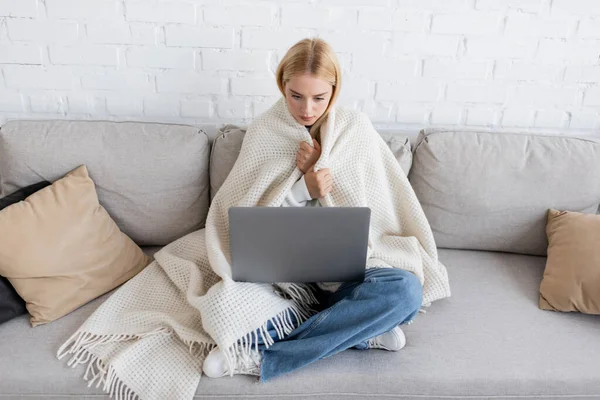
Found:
[57,98,450,400]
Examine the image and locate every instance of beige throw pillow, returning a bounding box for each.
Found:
[0,165,150,326]
[539,209,600,314]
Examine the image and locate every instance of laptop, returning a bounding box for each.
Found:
[229,207,371,283]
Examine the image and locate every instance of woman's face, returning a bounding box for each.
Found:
[284,73,332,126]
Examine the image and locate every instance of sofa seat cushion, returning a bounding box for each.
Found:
[1,249,599,399]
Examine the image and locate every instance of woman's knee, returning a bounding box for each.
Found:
[386,270,423,316]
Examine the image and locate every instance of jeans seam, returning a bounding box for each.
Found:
[297,285,364,340]
[296,307,333,340]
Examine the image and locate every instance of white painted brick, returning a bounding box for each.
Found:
[337,99,359,109]
[126,48,193,69]
[338,78,371,100]
[0,0,597,133]
[241,28,313,51]
[393,9,429,32]
[319,31,389,54]
[336,53,352,73]
[564,66,600,83]
[281,5,356,29]
[3,66,76,89]
[358,8,426,31]
[49,46,118,66]
[501,108,535,127]
[86,23,132,44]
[536,39,568,62]
[508,86,579,107]
[67,93,104,114]
[393,33,459,57]
[29,93,66,113]
[231,77,279,96]
[126,1,195,24]
[86,23,156,46]
[105,93,143,116]
[494,61,563,81]
[143,96,181,117]
[7,19,78,44]
[432,13,502,35]
[320,0,390,6]
[570,110,599,129]
[181,99,211,118]
[47,0,118,20]
[466,37,536,59]
[202,50,269,71]
[0,44,42,64]
[534,110,566,128]
[0,0,37,17]
[422,59,488,79]
[431,105,462,124]
[537,39,600,65]
[156,71,223,94]
[358,8,393,30]
[566,40,600,65]
[166,26,234,48]
[578,18,600,39]
[253,97,279,117]
[552,0,600,15]
[204,5,276,26]
[81,72,153,91]
[354,56,416,80]
[476,0,541,13]
[446,83,507,103]
[397,0,469,11]
[362,101,394,122]
[465,107,496,126]
[130,24,158,46]
[396,104,431,124]
[584,88,600,106]
[86,23,155,45]
[376,82,441,102]
[0,92,25,112]
[505,13,571,38]
[217,98,249,119]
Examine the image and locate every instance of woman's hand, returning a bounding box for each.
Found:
[304,166,332,199]
[296,139,321,174]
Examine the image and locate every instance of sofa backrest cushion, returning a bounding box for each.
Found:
[210,125,245,201]
[408,129,600,256]
[0,120,210,246]
[210,125,413,200]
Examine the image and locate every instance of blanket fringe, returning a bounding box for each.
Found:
[419,301,432,314]
[58,328,214,400]
[223,302,313,377]
[273,282,321,320]
[57,327,172,362]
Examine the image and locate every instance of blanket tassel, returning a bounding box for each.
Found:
[223,303,313,376]
[57,327,213,400]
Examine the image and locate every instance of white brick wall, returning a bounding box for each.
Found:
[1,0,599,135]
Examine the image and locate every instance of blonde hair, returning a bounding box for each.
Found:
[275,38,342,140]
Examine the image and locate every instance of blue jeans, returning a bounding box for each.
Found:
[254,267,423,382]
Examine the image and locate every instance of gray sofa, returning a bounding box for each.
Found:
[1,120,599,400]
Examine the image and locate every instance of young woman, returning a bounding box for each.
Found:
[202,38,423,383]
